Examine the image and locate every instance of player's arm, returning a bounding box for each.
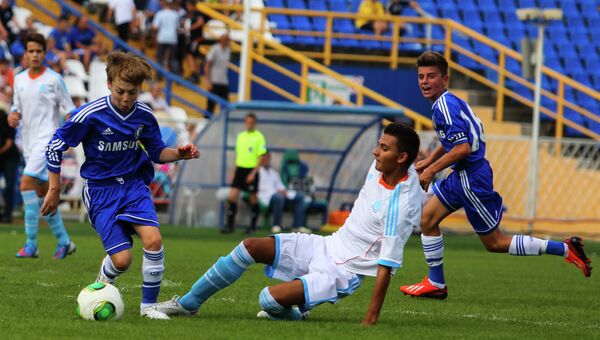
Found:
[415,144,445,172]
[362,264,392,326]
[419,142,470,191]
[158,144,200,163]
[0,137,13,155]
[41,135,71,216]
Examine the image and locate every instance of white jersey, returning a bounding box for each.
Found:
[325,161,424,277]
[11,67,75,158]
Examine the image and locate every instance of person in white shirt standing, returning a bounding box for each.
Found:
[257,150,307,234]
[152,0,180,74]
[153,122,425,326]
[7,33,76,259]
[107,0,137,43]
[205,32,231,114]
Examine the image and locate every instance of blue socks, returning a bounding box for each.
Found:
[178,242,255,311]
[258,287,303,320]
[422,234,446,287]
[22,191,39,246]
[141,247,165,305]
[43,209,70,246]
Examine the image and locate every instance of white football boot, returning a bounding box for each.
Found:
[153,296,197,316]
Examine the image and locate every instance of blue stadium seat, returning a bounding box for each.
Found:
[564,108,586,137]
[545,56,562,73]
[592,74,600,88]
[539,0,558,8]
[442,7,461,22]
[562,56,584,75]
[475,0,497,12]
[483,11,504,29]
[460,0,478,11]
[561,1,581,16]
[516,0,536,7]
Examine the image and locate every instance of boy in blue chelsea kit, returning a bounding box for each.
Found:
[42,51,199,319]
[400,51,592,299]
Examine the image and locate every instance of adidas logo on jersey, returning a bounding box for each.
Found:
[102,127,114,135]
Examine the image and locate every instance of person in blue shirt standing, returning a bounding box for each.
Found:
[42,51,199,319]
[400,51,592,299]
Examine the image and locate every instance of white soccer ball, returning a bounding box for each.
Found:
[76,282,124,321]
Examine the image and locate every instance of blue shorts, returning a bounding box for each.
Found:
[432,160,503,234]
[82,176,160,255]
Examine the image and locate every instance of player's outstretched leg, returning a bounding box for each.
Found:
[43,209,76,259]
[155,240,256,316]
[16,190,40,258]
[400,233,448,299]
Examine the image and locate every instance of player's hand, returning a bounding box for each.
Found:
[40,189,60,217]
[178,144,200,160]
[246,173,255,184]
[415,158,430,173]
[419,168,434,191]
[7,112,21,128]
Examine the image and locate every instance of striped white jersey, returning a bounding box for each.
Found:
[324,161,424,277]
[11,67,75,157]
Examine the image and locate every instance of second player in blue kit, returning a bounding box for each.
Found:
[42,51,199,319]
[400,51,592,299]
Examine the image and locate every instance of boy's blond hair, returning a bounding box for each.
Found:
[106,51,152,85]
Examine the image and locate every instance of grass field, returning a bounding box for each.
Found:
[1,221,599,339]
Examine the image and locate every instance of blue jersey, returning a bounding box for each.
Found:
[46,96,166,183]
[431,90,486,170]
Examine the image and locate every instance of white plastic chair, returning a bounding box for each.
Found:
[88,59,110,101]
[66,59,89,82]
[64,76,88,100]
[13,7,32,30]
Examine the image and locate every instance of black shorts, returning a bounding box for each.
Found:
[232,166,259,193]
[187,39,203,57]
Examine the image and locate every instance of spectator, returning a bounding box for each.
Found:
[44,36,66,74]
[387,0,423,34]
[223,112,266,234]
[152,0,181,74]
[139,82,169,111]
[0,108,19,223]
[49,15,73,55]
[0,58,13,108]
[205,32,230,114]
[184,0,206,83]
[107,0,137,43]
[70,16,102,70]
[257,150,308,234]
[0,0,16,43]
[355,0,387,36]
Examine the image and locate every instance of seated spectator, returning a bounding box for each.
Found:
[0,58,12,109]
[45,36,66,74]
[139,82,169,111]
[70,16,102,70]
[0,0,16,43]
[257,150,309,235]
[355,0,387,36]
[50,15,73,55]
[387,0,422,34]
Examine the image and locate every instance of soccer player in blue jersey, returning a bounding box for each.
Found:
[41,51,199,319]
[8,33,76,259]
[400,51,592,299]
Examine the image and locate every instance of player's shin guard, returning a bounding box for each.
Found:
[509,235,567,256]
[21,191,40,246]
[422,234,445,287]
[258,287,303,321]
[141,247,164,305]
[178,241,255,311]
[43,209,70,246]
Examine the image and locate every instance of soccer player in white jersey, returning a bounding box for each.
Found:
[400,51,592,300]
[41,51,199,319]
[7,33,76,259]
[153,123,424,325]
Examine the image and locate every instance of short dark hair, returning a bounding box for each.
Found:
[25,33,46,52]
[416,51,448,76]
[383,122,420,166]
[245,112,257,120]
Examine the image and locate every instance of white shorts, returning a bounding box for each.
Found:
[265,233,363,311]
[23,149,48,181]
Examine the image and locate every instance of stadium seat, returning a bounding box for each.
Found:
[516,0,536,8]
[88,59,110,101]
[65,59,89,82]
[475,0,497,12]
[563,108,586,137]
[64,76,88,100]
[539,0,557,8]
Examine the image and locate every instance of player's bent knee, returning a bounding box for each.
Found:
[111,256,132,272]
[259,287,285,314]
[142,235,163,251]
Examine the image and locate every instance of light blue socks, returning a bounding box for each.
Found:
[178,242,255,311]
[21,191,39,246]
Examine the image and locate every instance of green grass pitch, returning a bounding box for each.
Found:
[1,221,598,339]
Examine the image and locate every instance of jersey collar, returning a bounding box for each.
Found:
[106,96,137,121]
[378,173,408,190]
[431,89,449,111]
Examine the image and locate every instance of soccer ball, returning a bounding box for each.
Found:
[76,282,124,321]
